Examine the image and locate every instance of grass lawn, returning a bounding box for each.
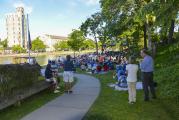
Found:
[0,76,77,120]
[81,41,179,120]
[82,71,179,120]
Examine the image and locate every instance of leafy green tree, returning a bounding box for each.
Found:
[68,29,85,56]
[54,41,69,51]
[81,12,102,55]
[99,0,179,56]
[12,45,26,53]
[31,37,46,52]
[0,39,8,48]
[80,0,179,56]
[0,39,8,52]
[82,39,95,50]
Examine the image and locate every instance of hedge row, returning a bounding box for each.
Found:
[0,64,41,98]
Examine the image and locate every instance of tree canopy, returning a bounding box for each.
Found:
[82,39,95,50]
[54,41,70,51]
[79,0,179,56]
[12,45,26,53]
[31,37,46,52]
[68,29,85,53]
[0,39,8,50]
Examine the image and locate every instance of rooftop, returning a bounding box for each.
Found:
[45,34,68,40]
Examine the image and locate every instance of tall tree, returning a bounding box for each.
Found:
[82,39,95,50]
[81,12,103,55]
[0,39,8,49]
[31,37,46,52]
[53,41,69,51]
[68,29,85,57]
[81,12,111,54]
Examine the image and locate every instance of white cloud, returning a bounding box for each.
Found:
[13,1,33,14]
[79,0,99,6]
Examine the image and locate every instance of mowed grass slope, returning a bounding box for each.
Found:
[83,72,177,120]
[83,42,179,120]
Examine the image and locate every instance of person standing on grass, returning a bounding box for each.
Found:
[126,57,138,104]
[63,55,75,94]
[140,49,157,101]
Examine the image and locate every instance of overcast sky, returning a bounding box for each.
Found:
[0,0,100,40]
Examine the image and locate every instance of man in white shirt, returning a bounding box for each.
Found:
[126,57,138,104]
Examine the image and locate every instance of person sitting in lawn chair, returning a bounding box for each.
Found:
[80,61,86,70]
[118,75,127,88]
[45,63,60,93]
[103,62,109,72]
[96,62,102,73]
[114,64,128,88]
[87,61,92,72]
[51,60,58,73]
[91,61,97,74]
[108,60,114,70]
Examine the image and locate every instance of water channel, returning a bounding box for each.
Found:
[0,54,62,66]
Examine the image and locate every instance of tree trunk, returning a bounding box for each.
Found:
[101,43,104,54]
[94,34,98,55]
[101,39,105,54]
[147,24,152,51]
[160,25,168,45]
[152,42,156,58]
[168,19,175,44]
[143,22,147,49]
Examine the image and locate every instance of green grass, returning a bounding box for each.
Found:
[82,42,179,120]
[0,76,77,120]
[82,71,179,120]
[0,89,62,120]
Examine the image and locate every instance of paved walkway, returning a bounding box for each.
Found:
[21,73,100,120]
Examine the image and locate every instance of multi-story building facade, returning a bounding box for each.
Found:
[6,7,27,48]
[40,34,67,51]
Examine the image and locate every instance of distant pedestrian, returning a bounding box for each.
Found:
[140,49,157,101]
[63,55,75,94]
[126,57,138,104]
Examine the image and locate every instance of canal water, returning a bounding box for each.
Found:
[0,54,63,66]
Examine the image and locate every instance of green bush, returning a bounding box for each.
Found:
[0,64,41,98]
[12,45,26,53]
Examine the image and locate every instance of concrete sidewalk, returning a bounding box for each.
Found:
[21,74,100,120]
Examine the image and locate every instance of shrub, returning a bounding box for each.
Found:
[0,64,41,98]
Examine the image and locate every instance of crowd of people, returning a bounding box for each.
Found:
[44,49,157,103]
[57,52,126,74]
